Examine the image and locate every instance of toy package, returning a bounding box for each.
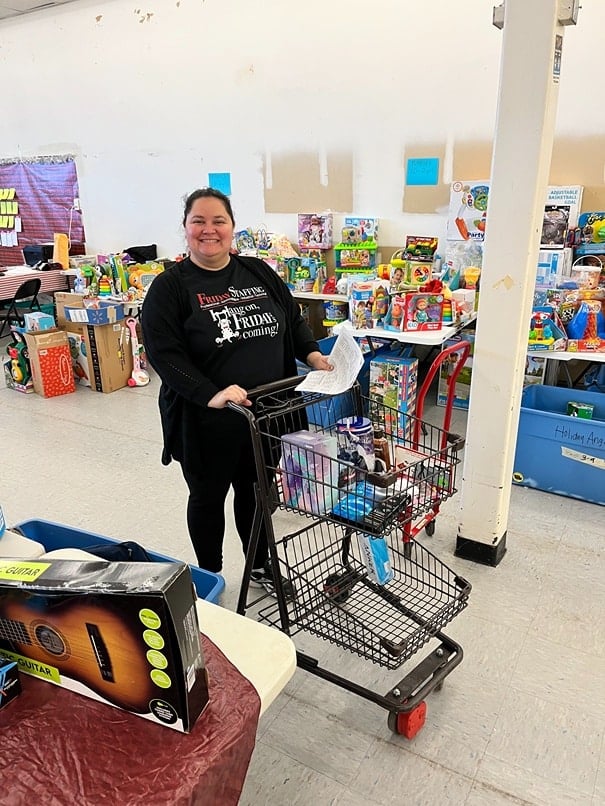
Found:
[356,533,394,586]
[527,306,567,351]
[369,354,418,441]
[343,217,378,242]
[541,205,570,249]
[565,299,605,352]
[297,213,333,250]
[279,430,339,515]
[446,181,489,242]
[578,211,605,244]
[401,292,444,332]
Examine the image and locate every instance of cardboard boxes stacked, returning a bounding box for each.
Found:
[55,293,133,393]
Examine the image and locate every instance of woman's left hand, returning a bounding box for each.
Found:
[306,351,333,371]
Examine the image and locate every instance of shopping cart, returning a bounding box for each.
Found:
[229,340,472,738]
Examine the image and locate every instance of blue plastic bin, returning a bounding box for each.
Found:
[14,519,225,604]
[513,385,605,505]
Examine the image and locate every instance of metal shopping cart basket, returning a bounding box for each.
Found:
[229,340,472,739]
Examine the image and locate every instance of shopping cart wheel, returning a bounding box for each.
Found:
[387,701,427,739]
[323,573,352,603]
[425,520,436,537]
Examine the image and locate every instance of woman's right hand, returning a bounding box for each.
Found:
[207,385,252,409]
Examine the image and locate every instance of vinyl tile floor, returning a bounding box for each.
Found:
[1,357,603,806]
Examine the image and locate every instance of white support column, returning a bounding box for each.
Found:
[455,0,569,565]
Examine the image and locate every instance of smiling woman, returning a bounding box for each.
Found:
[184,189,236,270]
[141,187,333,593]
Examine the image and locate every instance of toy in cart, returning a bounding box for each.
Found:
[226,340,472,739]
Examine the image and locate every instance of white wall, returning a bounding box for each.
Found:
[1,0,603,257]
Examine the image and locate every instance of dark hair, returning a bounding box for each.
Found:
[182,188,235,227]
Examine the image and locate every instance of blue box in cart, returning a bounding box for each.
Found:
[513,385,605,506]
[14,520,225,604]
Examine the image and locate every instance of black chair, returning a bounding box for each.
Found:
[0,277,42,340]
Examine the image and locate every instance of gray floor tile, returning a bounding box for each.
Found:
[349,737,473,804]
[260,697,375,786]
[239,740,347,806]
[482,686,602,798]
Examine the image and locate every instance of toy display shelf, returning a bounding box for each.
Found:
[539,348,605,386]
[538,350,605,363]
[292,291,348,302]
[333,314,477,347]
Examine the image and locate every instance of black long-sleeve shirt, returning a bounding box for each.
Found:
[141,255,319,468]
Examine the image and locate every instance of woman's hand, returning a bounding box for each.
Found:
[207,385,252,409]
[306,351,333,371]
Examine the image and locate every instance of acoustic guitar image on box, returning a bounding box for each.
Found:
[0,592,158,713]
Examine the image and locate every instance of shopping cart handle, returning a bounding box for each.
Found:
[242,375,304,399]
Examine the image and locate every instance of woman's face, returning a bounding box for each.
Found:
[185,196,234,269]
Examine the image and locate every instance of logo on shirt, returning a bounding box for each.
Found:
[197,285,279,347]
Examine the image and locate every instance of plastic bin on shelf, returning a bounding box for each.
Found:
[14,519,225,604]
[513,385,605,506]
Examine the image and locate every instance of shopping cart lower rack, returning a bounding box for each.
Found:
[230,341,472,739]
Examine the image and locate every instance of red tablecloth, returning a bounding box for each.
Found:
[0,635,261,806]
[0,268,68,301]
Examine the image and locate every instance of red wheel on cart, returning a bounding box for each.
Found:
[387,701,427,739]
[425,520,436,537]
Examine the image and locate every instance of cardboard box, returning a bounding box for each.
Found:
[23,329,75,398]
[55,292,86,328]
[65,300,124,326]
[0,558,209,732]
[23,311,56,331]
[56,293,132,392]
[0,654,21,711]
[83,321,132,393]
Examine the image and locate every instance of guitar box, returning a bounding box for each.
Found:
[0,558,209,732]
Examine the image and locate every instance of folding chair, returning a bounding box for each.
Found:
[0,277,42,340]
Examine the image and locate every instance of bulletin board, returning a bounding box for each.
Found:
[0,156,85,267]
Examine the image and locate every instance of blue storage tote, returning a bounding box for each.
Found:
[299,335,406,427]
[513,385,605,506]
[14,519,225,604]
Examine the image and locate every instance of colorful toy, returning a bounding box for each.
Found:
[527,306,567,351]
[565,299,605,350]
[401,293,444,332]
[4,329,33,392]
[126,317,150,387]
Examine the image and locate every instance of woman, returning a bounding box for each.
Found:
[142,188,332,594]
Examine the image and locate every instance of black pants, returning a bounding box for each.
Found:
[181,417,270,574]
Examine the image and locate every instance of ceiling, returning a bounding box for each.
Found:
[0,0,79,21]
